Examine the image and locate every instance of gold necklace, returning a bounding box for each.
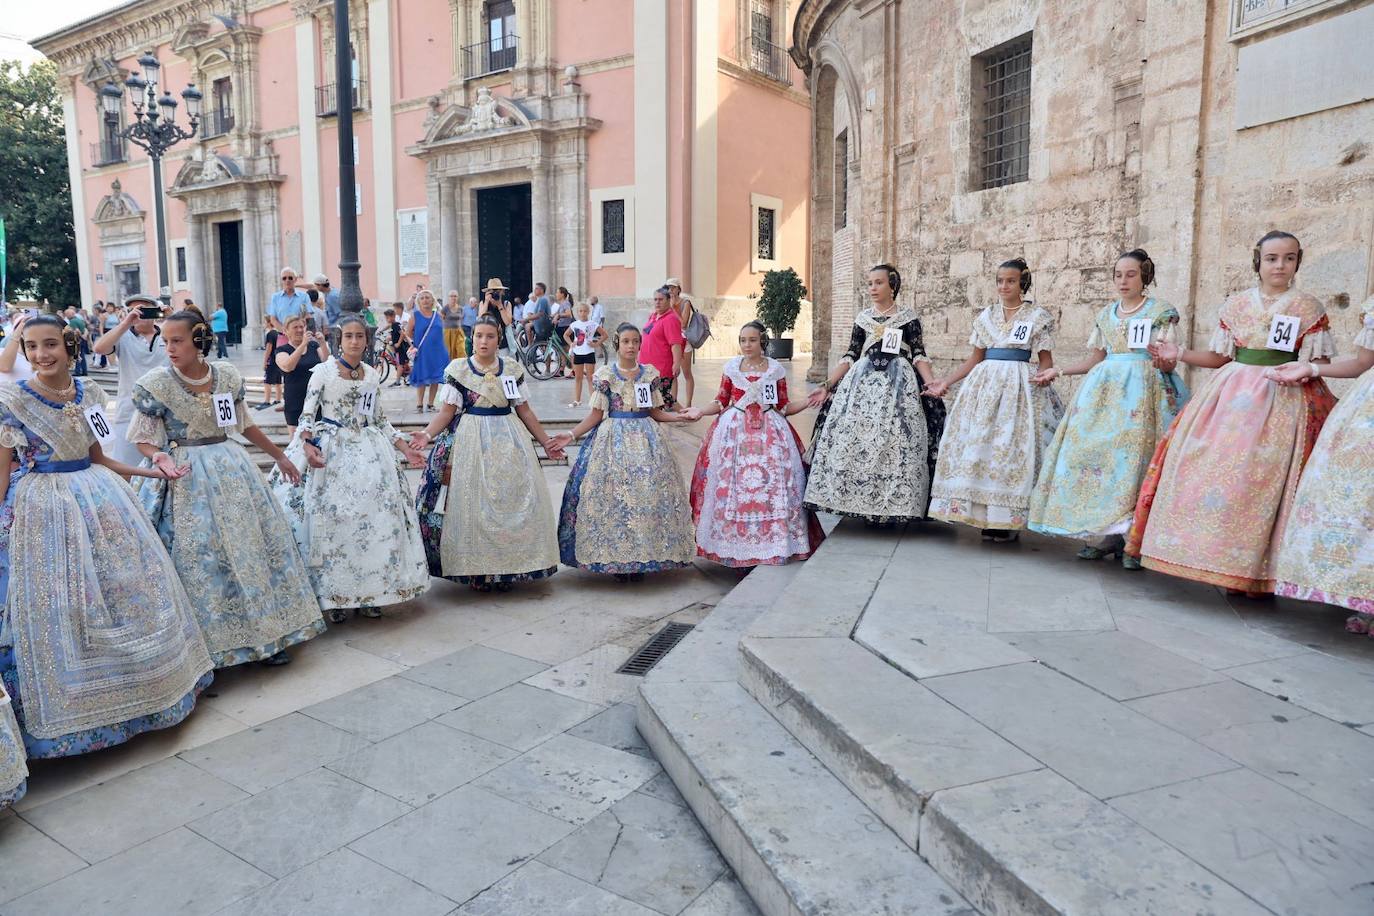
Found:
[30,375,76,400]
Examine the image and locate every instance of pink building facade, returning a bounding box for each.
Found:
[33,0,812,353]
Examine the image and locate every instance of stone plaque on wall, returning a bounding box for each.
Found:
[1235,3,1374,127]
[1231,0,1345,38]
[397,209,429,276]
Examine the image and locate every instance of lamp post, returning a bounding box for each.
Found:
[335,0,363,315]
[101,51,202,308]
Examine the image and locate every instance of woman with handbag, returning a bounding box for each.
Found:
[667,279,707,407]
[408,289,449,412]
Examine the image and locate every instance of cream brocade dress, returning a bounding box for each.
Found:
[929,304,1063,529]
[1274,302,1374,620]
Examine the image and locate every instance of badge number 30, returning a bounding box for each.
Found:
[633,382,653,409]
[212,393,237,428]
[1267,314,1299,353]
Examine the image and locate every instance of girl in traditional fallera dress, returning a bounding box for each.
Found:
[926,259,1063,541]
[269,316,431,623]
[1267,297,1374,632]
[129,310,326,666]
[1028,250,1189,567]
[1127,231,1337,595]
[0,317,213,760]
[804,265,945,524]
[683,321,823,567]
[411,315,565,591]
[1,683,24,808]
[552,323,696,580]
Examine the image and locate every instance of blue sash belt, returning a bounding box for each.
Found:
[609,410,651,419]
[985,348,1031,362]
[1106,352,1152,361]
[32,458,92,474]
[466,405,512,416]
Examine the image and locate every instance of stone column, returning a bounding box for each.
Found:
[187,216,209,312]
[241,209,263,335]
[530,162,552,289]
[440,177,460,295]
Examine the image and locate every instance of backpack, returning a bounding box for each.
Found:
[683,307,712,349]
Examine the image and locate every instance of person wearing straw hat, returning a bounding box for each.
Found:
[666,278,696,407]
[479,278,514,351]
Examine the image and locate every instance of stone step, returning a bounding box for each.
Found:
[636,563,976,916]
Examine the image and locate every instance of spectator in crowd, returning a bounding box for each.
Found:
[314,273,341,330]
[441,290,468,360]
[269,267,312,327]
[0,312,35,383]
[63,307,89,376]
[101,303,122,367]
[274,314,330,436]
[640,286,685,408]
[210,302,231,358]
[462,296,479,351]
[589,294,605,328]
[91,293,171,464]
[257,315,284,409]
[385,307,410,386]
[478,279,513,350]
[522,282,554,342]
[564,301,605,408]
[407,289,448,413]
[667,278,696,407]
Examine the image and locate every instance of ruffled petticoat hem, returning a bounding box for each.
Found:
[317,584,429,612]
[696,547,814,569]
[0,780,25,808]
[1140,555,1272,593]
[1273,581,1374,616]
[566,559,691,575]
[445,566,558,585]
[1028,516,1132,539]
[212,619,328,668]
[802,503,926,525]
[928,497,1029,531]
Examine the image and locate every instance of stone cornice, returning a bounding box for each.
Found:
[717,57,810,109]
[30,0,254,76]
[792,0,870,73]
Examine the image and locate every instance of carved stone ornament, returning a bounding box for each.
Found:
[458,87,516,134]
[93,178,141,222]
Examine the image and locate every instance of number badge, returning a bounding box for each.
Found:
[1010,320,1034,345]
[633,382,653,409]
[759,381,779,406]
[500,375,521,400]
[1267,314,1299,352]
[83,404,113,444]
[1127,318,1152,350]
[211,392,238,429]
[880,327,902,355]
[355,385,378,418]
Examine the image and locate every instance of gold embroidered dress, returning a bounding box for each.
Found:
[1128,288,1337,591]
[0,684,24,807]
[0,379,212,758]
[129,364,326,666]
[416,357,559,584]
[1274,302,1374,623]
[929,305,1064,529]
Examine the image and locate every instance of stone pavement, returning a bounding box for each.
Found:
[0,355,810,916]
[641,519,1374,915]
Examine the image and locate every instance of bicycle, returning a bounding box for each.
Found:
[365,340,409,386]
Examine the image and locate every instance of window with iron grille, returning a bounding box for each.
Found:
[975,35,1032,190]
[757,206,776,261]
[601,199,625,254]
[834,129,849,230]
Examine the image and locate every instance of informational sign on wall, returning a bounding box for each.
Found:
[1232,0,1342,37]
[397,208,429,276]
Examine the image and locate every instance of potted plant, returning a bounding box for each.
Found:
[756,267,806,360]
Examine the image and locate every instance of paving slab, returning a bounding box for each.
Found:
[523,643,642,706]
[925,661,1236,799]
[327,719,517,807]
[480,605,663,665]
[1113,613,1306,670]
[921,768,1266,916]
[3,827,271,916]
[986,563,1115,633]
[638,680,974,916]
[454,860,660,915]
[474,732,660,826]
[747,551,887,639]
[1112,768,1374,915]
[0,812,87,904]
[1002,630,1225,700]
[1223,651,1374,726]
[1196,714,1374,831]
[300,675,469,743]
[565,702,654,759]
[16,756,245,864]
[178,712,371,794]
[740,635,1039,848]
[435,682,602,751]
[539,790,727,914]
[339,602,527,668]
[1124,679,1313,740]
[213,847,454,916]
[399,644,549,700]
[188,767,409,878]
[349,784,577,905]
[681,873,764,916]
[636,770,689,809]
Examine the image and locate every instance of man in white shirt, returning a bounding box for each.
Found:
[92,293,170,465]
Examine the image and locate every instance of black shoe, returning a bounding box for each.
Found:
[260,650,292,666]
[357,606,383,619]
[327,608,349,624]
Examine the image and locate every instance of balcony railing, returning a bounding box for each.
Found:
[90,137,127,167]
[739,35,790,84]
[316,79,366,117]
[461,35,518,80]
[202,110,236,138]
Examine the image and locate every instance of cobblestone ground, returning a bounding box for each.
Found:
[0,351,815,916]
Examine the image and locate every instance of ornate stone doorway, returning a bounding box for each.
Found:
[476,184,532,303]
[215,220,246,344]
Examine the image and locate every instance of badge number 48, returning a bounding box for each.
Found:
[1267,314,1299,353]
[211,392,238,428]
[1010,320,1034,345]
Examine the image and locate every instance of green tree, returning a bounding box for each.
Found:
[0,59,79,305]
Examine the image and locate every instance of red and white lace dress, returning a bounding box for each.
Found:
[688,357,823,567]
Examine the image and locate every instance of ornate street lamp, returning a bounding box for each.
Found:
[103,51,202,307]
[334,0,362,315]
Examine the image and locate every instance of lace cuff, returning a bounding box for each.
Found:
[911,353,932,366]
[1208,324,1235,358]
[126,411,166,447]
[440,383,465,407]
[0,426,27,450]
[1353,309,1374,350]
[1086,325,1106,350]
[835,355,854,371]
[1298,328,1337,362]
[588,387,610,413]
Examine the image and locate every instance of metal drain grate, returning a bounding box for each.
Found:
[617,622,696,676]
